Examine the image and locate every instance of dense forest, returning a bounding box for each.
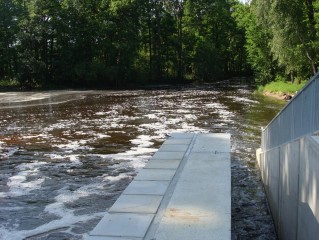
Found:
[0,0,318,88]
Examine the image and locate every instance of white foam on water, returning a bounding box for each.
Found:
[95,111,108,116]
[130,135,154,147]
[53,140,93,151]
[6,172,45,197]
[227,96,259,104]
[91,133,157,169]
[163,117,183,125]
[0,146,19,159]
[176,109,191,113]
[205,102,235,121]
[126,147,157,155]
[0,177,125,239]
[205,102,225,109]
[100,172,131,183]
[44,153,83,166]
[1,161,48,197]
[184,114,198,120]
[0,210,105,240]
[146,114,158,119]
[21,133,50,139]
[68,155,82,165]
[94,133,110,139]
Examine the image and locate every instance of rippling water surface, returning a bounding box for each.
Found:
[0,88,285,239]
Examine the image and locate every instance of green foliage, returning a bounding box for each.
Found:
[232,2,275,85]
[0,0,249,88]
[274,75,287,83]
[0,78,20,87]
[262,81,306,94]
[2,0,319,89]
[232,0,319,86]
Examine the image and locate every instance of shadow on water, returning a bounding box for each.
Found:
[0,88,285,239]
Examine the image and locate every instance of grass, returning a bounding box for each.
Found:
[258,80,307,95]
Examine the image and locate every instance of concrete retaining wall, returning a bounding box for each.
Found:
[256,136,319,240]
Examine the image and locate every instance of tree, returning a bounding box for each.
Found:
[232,1,276,84]
[183,0,241,81]
[254,0,318,81]
[0,0,251,87]
[0,0,22,80]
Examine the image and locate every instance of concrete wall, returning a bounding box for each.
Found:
[256,136,319,240]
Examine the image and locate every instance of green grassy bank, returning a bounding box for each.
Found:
[258,80,306,95]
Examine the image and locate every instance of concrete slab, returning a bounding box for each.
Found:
[150,151,231,239]
[144,159,181,169]
[86,236,141,240]
[152,151,185,160]
[123,180,170,195]
[89,133,231,240]
[135,169,176,181]
[89,213,154,238]
[109,195,163,214]
[159,144,189,152]
[279,140,299,240]
[163,139,192,145]
[192,133,230,153]
[169,133,195,139]
[298,137,319,240]
[264,147,280,229]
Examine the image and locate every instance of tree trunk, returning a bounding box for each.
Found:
[290,69,294,83]
[177,1,184,82]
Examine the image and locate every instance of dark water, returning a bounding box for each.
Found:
[0,88,285,239]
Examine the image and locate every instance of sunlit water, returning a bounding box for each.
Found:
[0,88,285,239]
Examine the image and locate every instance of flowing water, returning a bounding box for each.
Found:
[0,88,285,240]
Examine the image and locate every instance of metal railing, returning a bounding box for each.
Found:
[261,72,319,151]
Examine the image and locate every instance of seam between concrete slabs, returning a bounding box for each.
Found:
[87,133,196,240]
[143,133,198,240]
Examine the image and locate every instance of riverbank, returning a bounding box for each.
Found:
[263,91,294,101]
[258,80,306,101]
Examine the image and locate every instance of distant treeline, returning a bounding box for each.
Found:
[0,0,249,88]
[233,0,319,84]
[1,1,317,89]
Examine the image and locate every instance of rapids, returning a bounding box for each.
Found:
[0,88,284,239]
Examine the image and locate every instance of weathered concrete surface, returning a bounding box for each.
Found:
[298,136,319,240]
[257,136,319,240]
[86,133,231,240]
[150,152,230,240]
[279,140,299,240]
[89,213,154,238]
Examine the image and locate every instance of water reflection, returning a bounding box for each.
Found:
[0,89,284,239]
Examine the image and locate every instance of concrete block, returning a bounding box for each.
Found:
[85,236,141,240]
[163,139,192,145]
[152,151,185,160]
[159,144,189,152]
[123,180,170,195]
[169,133,195,139]
[109,194,163,214]
[135,169,176,181]
[298,137,319,240]
[256,148,262,168]
[279,140,299,240]
[151,152,231,240]
[89,213,154,238]
[192,133,231,153]
[144,159,181,169]
[263,147,280,230]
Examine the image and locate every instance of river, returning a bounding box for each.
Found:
[0,88,285,239]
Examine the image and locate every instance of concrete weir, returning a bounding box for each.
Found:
[86,133,231,240]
